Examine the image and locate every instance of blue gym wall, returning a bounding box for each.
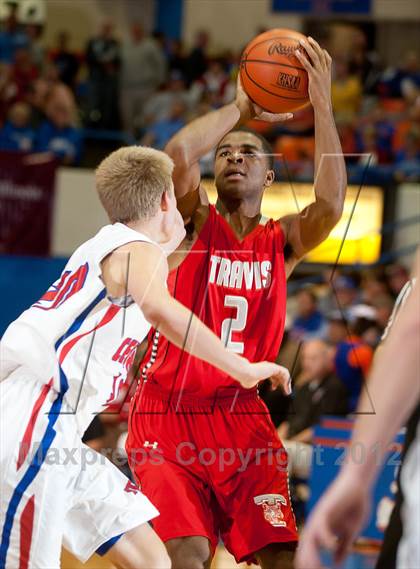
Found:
[0,256,68,336]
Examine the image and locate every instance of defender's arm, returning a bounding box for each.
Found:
[113,242,292,392]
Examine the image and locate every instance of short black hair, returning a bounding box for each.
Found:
[216,127,274,169]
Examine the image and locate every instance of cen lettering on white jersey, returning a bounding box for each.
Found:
[209,255,272,290]
[0,223,156,436]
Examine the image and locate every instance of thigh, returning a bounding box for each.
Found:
[62,446,158,563]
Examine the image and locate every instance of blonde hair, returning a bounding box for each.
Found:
[95,146,174,223]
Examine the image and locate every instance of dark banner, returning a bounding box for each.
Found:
[272,0,371,14]
[0,152,57,256]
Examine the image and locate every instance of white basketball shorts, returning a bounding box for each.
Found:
[0,369,158,568]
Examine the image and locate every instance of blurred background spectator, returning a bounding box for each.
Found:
[49,31,80,90]
[289,288,327,342]
[85,21,120,129]
[120,23,167,134]
[0,101,34,150]
[278,339,349,479]
[34,85,82,164]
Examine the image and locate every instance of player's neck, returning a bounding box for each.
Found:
[216,199,263,238]
[126,218,166,244]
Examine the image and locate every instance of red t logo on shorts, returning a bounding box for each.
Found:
[254,494,287,527]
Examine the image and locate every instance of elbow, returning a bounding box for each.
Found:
[324,201,344,229]
[141,303,163,328]
[164,138,190,168]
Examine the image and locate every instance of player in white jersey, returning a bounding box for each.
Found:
[0,146,291,569]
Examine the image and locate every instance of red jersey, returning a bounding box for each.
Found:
[139,205,287,398]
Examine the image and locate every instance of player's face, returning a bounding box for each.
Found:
[214,132,274,201]
[160,183,186,255]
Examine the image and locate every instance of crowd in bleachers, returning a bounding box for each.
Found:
[1,9,419,177]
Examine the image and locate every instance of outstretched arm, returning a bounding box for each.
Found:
[295,249,420,569]
[109,241,292,392]
[281,38,347,270]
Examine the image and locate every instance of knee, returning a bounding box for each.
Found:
[167,536,210,569]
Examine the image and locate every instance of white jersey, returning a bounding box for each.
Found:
[0,222,154,435]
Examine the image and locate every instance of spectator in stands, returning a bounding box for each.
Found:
[120,22,167,134]
[10,47,38,103]
[0,62,15,120]
[141,99,186,150]
[0,101,34,151]
[184,29,209,86]
[290,288,327,342]
[331,58,362,120]
[385,263,410,297]
[25,23,45,70]
[0,7,28,65]
[326,311,348,345]
[35,86,82,165]
[142,70,191,125]
[191,59,232,107]
[277,339,349,479]
[378,50,420,99]
[27,77,49,127]
[333,311,374,412]
[50,31,80,90]
[358,106,395,164]
[85,21,120,129]
[167,38,186,77]
[321,275,359,318]
[394,127,420,182]
[361,271,390,304]
[349,28,381,95]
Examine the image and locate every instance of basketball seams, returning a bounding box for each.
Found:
[241,61,309,102]
[241,59,306,73]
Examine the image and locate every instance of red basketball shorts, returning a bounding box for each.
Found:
[127,384,298,564]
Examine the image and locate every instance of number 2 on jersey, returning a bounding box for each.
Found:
[221,295,248,354]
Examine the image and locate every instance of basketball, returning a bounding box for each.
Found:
[240,28,310,114]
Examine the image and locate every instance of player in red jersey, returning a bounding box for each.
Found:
[127,37,346,568]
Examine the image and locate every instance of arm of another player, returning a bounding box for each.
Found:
[295,249,420,569]
[281,38,347,273]
[120,241,292,393]
[165,77,292,220]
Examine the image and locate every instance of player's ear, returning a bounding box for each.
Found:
[161,190,170,211]
[264,169,275,187]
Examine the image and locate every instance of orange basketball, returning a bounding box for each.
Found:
[240,28,310,114]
